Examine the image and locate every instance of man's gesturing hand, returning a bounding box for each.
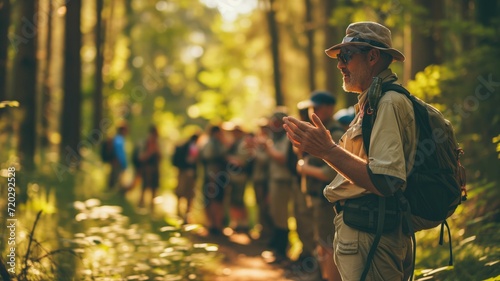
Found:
[282,113,337,159]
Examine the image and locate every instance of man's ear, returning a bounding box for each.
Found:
[368,49,380,66]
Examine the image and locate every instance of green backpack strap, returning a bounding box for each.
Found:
[359,196,386,281]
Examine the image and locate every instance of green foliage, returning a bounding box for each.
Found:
[404,11,500,279]
[407,65,450,111]
[414,181,500,281]
[405,45,500,186]
[494,134,500,159]
[0,184,77,280]
[72,199,218,280]
[0,101,20,108]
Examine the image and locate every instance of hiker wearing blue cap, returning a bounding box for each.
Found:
[334,106,356,131]
[283,21,416,281]
[295,90,344,281]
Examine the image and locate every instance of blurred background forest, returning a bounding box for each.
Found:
[0,0,499,280]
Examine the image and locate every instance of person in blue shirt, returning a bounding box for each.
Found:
[108,124,128,190]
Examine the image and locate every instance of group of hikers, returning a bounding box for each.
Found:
[102,96,353,281]
[101,21,465,281]
[168,93,353,280]
[103,124,161,212]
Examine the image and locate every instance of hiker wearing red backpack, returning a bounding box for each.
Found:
[284,22,416,281]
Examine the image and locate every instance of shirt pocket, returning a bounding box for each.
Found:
[348,122,363,140]
[345,122,365,157]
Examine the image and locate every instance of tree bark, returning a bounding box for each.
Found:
[323,0,353,106]
[93,0,104,131]
[304,0,315,92]
[60,0,82,168]
[267,0,284,106]
[408,0,443,80]
[13,0,37,171]
[0,0,10,104]
[475,0,497,26]
[460,0,473,52]
[41,0,52,148]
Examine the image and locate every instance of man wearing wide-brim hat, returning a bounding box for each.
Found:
[283,21,417,281]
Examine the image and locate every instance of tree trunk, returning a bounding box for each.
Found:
[460,0,474,52]
[408,0,443,80]
[304,0,315,92]
[60,0,82,168]
[13,0,37,171]
[475,0,497,26]
[323,0,353,106]
[0,0,10,104]
[93,0,104,131]
[267,0,284,106]
[475,0,497,45]
[41,0,52,148]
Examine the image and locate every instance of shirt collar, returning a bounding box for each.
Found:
[356,68,398,114]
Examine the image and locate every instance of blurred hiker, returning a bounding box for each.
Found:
[129,140,145,192]
[138,125,161,212]
[295,91,343,281]
[199,125,229,235]
[264,109,309,264]
[173,133,200,223]
[107,123,128,191]
[334,106,355,131]
[248,120,274,241]
[225,124,253,233]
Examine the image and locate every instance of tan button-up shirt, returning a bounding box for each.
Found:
[324,69,417,203]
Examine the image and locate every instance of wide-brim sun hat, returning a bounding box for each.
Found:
[325,21,405,62]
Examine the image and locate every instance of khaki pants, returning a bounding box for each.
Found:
[333,211,413,281]
[292,182,315,256]
[176,169,196,199]
[269,179,292,229]
[310,196,335,249]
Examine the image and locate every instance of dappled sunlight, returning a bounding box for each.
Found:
[200,0,258,23]
[1,0,498,280]
[72,200,219,280]
[227,232,252,246]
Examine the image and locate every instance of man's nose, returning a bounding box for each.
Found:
[337,59,346,70]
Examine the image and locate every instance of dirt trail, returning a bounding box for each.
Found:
[193,231,294,281]
[121,189,294,280]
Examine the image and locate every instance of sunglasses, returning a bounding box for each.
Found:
[336,47,371,65]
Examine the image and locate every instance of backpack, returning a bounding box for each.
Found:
[172,144,187,168]
[100,138,115,163]
[132,141,144,169]
[357,77,468,281]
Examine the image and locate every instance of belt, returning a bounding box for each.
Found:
[333,202,343,215]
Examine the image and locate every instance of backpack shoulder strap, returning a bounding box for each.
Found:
[361,82,410,155]
[382,83,411,98]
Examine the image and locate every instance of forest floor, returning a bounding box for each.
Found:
[118,185,299,281]
[191,230,295,281]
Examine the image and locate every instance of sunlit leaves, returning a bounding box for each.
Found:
[198,70,225,88]
[0,100,20,108]
[407,65,446,101]
[493,135,500,159]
